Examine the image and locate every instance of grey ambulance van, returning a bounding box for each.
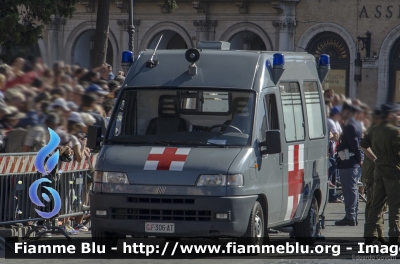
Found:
[88,41,330,247]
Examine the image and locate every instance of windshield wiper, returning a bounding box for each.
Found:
[106,137,170,146]
[166,140,226,147]
[106,138,229,147]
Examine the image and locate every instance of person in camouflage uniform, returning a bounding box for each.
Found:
[362,103,400,244]
[361,108,386,243]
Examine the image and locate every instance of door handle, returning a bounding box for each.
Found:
[279,152,283,165]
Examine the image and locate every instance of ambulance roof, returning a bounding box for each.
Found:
[123,49,316,90]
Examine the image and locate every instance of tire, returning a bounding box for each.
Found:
[293,196,320,245]
[240,201,264,247]
[91,228,119,251]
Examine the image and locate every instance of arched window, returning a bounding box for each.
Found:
[389,38,400,102]
[147,30,187,50]
[72,29,113,69]
[229,31,267,51]
[307,32,350,96]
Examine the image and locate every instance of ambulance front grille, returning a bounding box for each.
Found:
[127,197,195,204]
[111,208,211,221]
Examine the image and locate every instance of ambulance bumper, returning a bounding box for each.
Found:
[90,192,258,237]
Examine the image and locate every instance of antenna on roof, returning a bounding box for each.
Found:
[146,35,163,68]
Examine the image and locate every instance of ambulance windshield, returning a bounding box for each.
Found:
[107,88,255,147]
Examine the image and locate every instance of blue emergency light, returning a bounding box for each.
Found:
[121,51,133,64]
[273,53,285,68]
[318,54,330,67]
[269,53,285,84]
[317,54,330,83]
[121,51,133,74]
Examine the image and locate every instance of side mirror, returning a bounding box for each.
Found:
[260,130,282,155]
[87,125,102,152]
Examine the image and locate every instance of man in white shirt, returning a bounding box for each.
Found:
[328,106,342,203]
[328,106,342,150]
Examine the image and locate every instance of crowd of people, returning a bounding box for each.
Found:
[324,88,400,245]
[0,56,124,235]
[0,57,123,153]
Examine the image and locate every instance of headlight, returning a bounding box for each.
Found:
[196,174,243,187]
[196,175,226,186]
[94,171,129,184]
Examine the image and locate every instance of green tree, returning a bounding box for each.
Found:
[164,0,178,10]
[0,0,79,62]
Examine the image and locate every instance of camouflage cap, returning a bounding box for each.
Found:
[381,103,400,116]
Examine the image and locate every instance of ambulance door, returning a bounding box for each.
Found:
[259,92,284,225]
[302,81,328,216]
[278,82,307,223]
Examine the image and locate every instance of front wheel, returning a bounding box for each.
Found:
[240,201,264,247]
[293,196,320,245]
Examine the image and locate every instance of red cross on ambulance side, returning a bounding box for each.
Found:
[284,144,304,221]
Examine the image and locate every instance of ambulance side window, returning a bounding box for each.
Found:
[265,94,280,129]
[304,81,325,139]
[280,82,305,142]
[262,94,279,141]
[110,90,136,138]
[114,100,124,136]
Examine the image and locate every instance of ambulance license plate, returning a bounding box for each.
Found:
[145,222,175,233]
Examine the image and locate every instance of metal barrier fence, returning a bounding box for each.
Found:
[0,152,98,226]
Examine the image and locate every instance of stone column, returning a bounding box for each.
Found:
[46,17,65,65]
[272,19,296,51]
[271,0,299,51]
[209,20,218,41]
[286,19,297,51]
[193,20,217,45]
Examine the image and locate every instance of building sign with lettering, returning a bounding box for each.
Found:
[322,69,346,96]
[359,5,400,18]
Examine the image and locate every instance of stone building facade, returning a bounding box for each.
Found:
[37,0,400,107]
[38,0,299,78]
[296,0,400,107]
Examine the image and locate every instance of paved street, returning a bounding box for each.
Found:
[1,200,397,264]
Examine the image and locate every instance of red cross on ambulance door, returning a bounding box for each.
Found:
[284,144,305,221]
